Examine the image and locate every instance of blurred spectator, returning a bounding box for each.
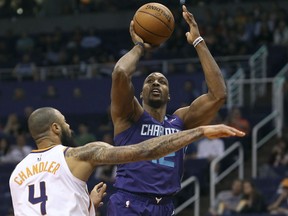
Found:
[20,106,34,135]
[0,133,32,163]
[15,32,35,54]
[66,27,82,52]
[254,12,274,46]
[51,27,65,50]
[13,54,38,81]
[42,85,59,99]
[236,179,267,214]
[0,2,285,72]
[209,179,243,216]
[197,115,225,159]
[94,165,116,183]
[101,132,113,145]
[3,113,21,136]
[273,19,288,46]
[40,0,76,17]
[225,107,250,135]
[259,137,288,178]
[80,29,101,49]
[23,106,34,119]
[196,137,225,172]
[225,107,251,154]
[86,56,100,78]
[12,87,26,101]
[74,123,96,146]
[45,47,65,66]
[203,24,218,54]
[97,106,113,135]
[72,87,83,99]
[69,54,88,78]
[184,143,197,160]
[269,138,288,167]
[181,80,201,106]
[196,114,225,173]
[268,178,288,215]
[184,63,198,75]
[0,136,10,157]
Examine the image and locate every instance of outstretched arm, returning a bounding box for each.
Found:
[111,21,154,135]
[175,5,227,128]
[66,124,244,180]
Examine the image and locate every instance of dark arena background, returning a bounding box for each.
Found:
[0,0,288,215]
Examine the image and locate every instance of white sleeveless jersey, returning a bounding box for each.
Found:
[9,145,95,216]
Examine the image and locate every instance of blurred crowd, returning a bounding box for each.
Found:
[0,0,287,78]
[0,0,277,18]
[0,1,287,215]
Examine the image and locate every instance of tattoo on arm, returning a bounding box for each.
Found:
[66,128,203,165]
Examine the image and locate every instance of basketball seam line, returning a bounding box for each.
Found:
[137,10,174,32]
[134,18,167,39]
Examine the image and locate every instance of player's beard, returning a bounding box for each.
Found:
[148,95,168,109]
[148,99,163,108]
[60,128,76,147]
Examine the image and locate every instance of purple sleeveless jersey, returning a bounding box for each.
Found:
[114,111,185,195]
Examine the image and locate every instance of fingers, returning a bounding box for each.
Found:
[130,20,140,42]
[93,181,104,190]
[232,128,246,137]
[92,182,107,196]
[224,125,245,136]
[130,21,134,30]
[182,5,193,21]
[97,183,107,196]
[222,125,245,137]
[203,124,245,139]
[182,5,188,13]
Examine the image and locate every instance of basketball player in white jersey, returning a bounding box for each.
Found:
[9,107,245,215]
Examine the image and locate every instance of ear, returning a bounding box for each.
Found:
[51,123,61,135]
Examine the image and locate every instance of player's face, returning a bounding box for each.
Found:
[141,72,170,108]
[57,113,75,146]
[60,125,75,147]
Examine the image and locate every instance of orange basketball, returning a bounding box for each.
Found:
[133,2,175,46]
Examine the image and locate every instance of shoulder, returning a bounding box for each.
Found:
[167,114,184,125]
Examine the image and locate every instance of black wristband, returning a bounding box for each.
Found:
[134,41,145,49]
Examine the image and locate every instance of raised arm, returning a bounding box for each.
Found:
[66,124,245,181]
[111,21,153,135]
[174,5,227,129]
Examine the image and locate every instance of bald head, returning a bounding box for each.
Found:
[28,107,61,140]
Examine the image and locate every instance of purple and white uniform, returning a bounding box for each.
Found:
[108,111,185,216]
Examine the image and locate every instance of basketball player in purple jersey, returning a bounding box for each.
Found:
[107,5,227,216]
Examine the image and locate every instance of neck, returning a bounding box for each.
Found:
[143,105,167,122]
[37,143,59,150]
[36,138,60,150]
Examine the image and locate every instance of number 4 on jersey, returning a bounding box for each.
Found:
[28,181,48,215]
